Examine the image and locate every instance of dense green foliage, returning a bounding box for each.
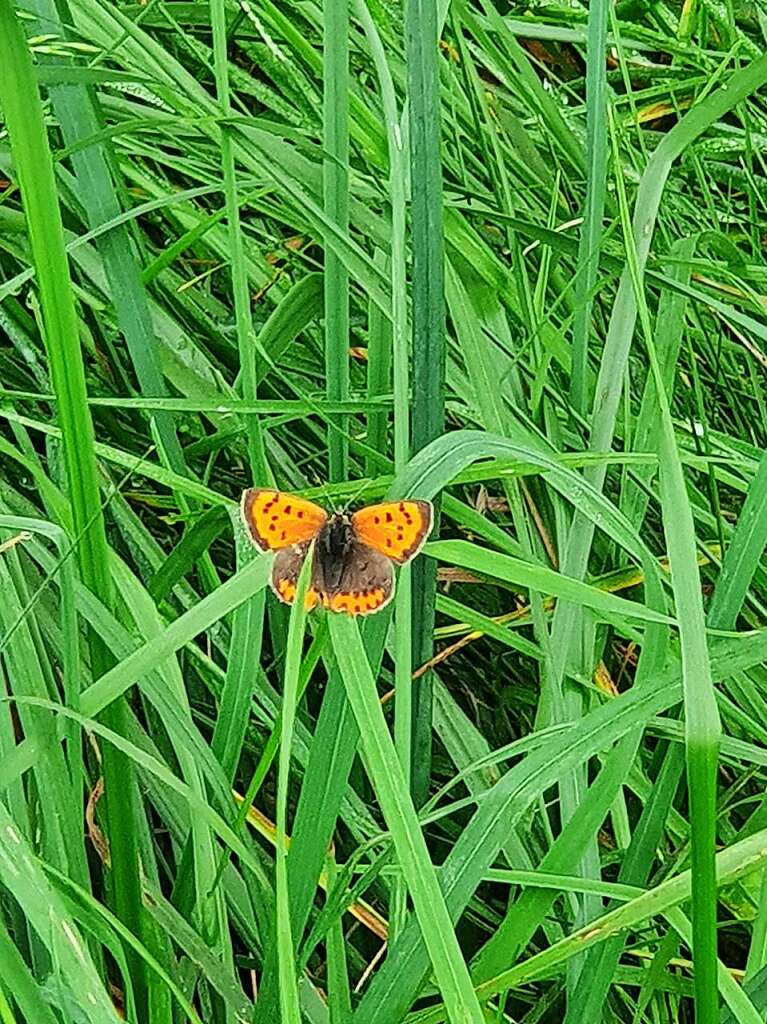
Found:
[1,0,767,1021]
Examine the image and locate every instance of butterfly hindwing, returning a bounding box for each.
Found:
[241,488,327,551]
[351,500,433,564]
[271,542,321,610]
[321,540,394,616]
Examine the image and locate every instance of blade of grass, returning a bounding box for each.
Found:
[407,0,446,804]
[569,0,609,415]
[562,739,687,1024]
[707,451,767,631]
[409,825,767,1022]
[276,548,314,1024]
[357,0,414,933]
[27,0,188,480]
[0,556,270,793]
[255,272,325,387]
[329,614,485,1024]
[664,909,764,1024]
[112,556,231,982]
[323,0,350,481]
[365,250,392,477]
[0,551,89,884]
[608,101,721,1024]
[0,5,149,1009]
[0,920,59,1024]
[208,22,271,949]
[325,850,352,1022]
[427,539,672,627]
[561,241,698,1024]
[211,0,269,482]
[0,798,119,1024]
[5,696,275,902]
[538,52,767,1015]
[0,517,81,805]
[552,49,767,609]
[252,614,390,1022]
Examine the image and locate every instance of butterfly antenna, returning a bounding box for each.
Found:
[247,327,395,514]
[341,475,375,513]
[315,473,338,512]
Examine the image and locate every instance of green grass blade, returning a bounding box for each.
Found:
[44,865,204,1024]
[406,0,446,803]
[0,920,59,1024]
[323,0,350,481]
[325,850,352,1022]
[330,614,484,1024]
[708,452,767,630]
[428,540,670,627]
[0,557,270,791]
[28,0,188,480]
[365,250,392,476]
[0,798,118,1024]
[211,0,269,482]
[412,825,767,1022]
[608,102,721,1024]
[276,550,314,1023]
[0,5,149,1008]
[358,0,415,926]
[569,0,609,414]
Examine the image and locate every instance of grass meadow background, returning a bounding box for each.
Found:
[1,0,767,1020]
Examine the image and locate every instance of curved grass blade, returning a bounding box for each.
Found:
[608,101,721,1024]
[409,825,767,1022]
[350,627,767,1023]
[0,556,270,791]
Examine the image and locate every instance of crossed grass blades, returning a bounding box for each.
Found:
[1,0,767,1022]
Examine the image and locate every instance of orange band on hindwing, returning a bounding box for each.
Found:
[326,586,391,616]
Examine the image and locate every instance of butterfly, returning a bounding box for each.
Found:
[240,488,433,615]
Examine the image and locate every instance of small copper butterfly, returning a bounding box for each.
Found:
[240,488,433,615]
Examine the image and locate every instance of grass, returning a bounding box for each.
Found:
[1,0,767,1021]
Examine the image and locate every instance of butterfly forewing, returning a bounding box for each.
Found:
[241,488,327,551]
[351,500,433,564]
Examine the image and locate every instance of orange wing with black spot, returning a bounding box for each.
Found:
[351,500,433,564]
[241,488,327,551]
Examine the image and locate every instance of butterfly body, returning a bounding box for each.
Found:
[241,489,433,616]
[315,513,357,592]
